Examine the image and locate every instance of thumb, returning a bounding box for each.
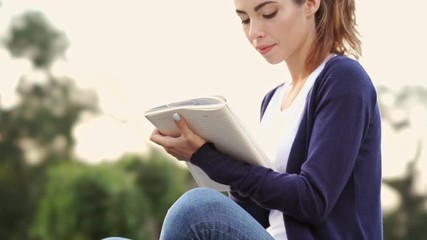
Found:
[172,113,192,135]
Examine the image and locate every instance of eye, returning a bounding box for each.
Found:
[241,18,250,25]
[263,10,278,19]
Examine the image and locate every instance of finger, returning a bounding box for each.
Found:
[150,128,164,139]
[151,128,163,137]
[172,113,193,136]
[150,132,170,146]
[150,129,161,142]
[149,132,162,145]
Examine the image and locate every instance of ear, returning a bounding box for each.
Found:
[305,0,321,17]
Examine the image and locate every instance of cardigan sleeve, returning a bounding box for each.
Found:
[190,58,378,224]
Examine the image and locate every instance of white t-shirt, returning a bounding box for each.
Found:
[259,56,333,239]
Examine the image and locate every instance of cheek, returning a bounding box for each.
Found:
[273,10,304,39]
[274,19,301,45]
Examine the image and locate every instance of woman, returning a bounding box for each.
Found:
[150,0,382,239]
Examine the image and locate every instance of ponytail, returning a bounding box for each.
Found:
[295,0,362,72]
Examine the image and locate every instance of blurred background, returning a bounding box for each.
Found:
[0,0,426,239]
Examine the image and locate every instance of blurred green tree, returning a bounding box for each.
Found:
[1,9,195,239]
[4,11,68,70]
[1,10,97,239]
[119,150,196,237]
[382,145,427,240]
[30,151,194,240]
[379,86,427,239]
[30,161,150,240]
[0,107,30,239]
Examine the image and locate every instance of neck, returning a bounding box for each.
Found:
[285,25,317,84]
[285,59,309,85]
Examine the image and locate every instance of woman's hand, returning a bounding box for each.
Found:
[149,113,206,161]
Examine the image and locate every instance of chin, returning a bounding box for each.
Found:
[264,57,283,65]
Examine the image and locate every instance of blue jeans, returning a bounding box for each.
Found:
[160,187,273,240]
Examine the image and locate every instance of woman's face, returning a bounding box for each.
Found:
[234,0,316,65]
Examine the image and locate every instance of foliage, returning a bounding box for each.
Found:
[380,86,427,239]
[3,10,68,69]
[1,14,98,236]
[31,161,150,240]
[378,85,427,130]
[119,151,196,236]
[30,153,194,240]
[0,129,30,239]
[0,9,195,240]
[13,76,98,162]
[383,160,427,239]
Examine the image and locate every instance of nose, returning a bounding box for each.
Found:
[248,19,265,40]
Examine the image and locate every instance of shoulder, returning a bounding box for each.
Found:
[325,55,370,81]
[314,55,376,100]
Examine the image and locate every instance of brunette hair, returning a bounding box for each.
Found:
[294,0,362,72]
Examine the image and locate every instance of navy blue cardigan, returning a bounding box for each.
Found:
[190,56,383,239]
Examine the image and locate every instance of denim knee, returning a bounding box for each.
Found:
[166,188,226,220]
[181,187,225,204]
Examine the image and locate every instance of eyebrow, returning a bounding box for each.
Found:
[236,1,276,14]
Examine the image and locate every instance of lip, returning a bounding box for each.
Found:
[256,44,276,55]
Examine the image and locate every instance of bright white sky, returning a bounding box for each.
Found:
[1,0,427,210]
